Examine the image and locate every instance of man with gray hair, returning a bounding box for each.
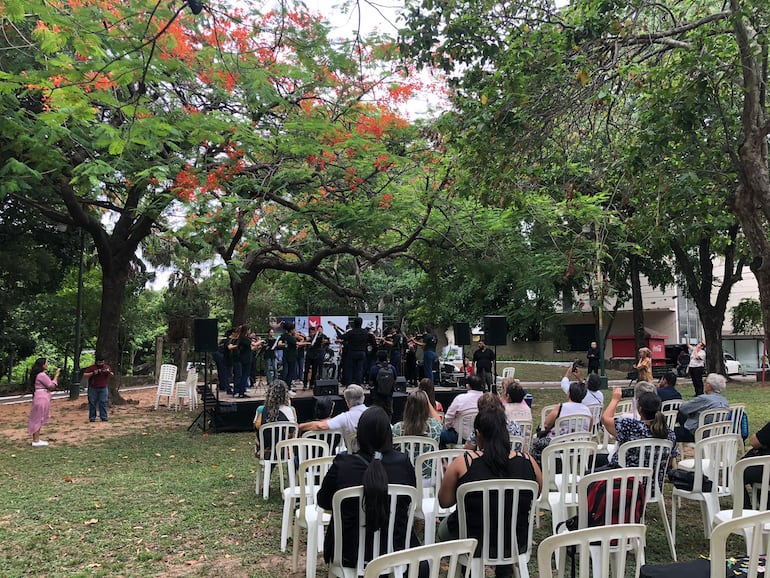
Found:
[675,373,729,442]
[299,384,367,450]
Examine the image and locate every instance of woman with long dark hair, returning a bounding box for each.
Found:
[392,390,442,441]
[317,406,418,568]
[601,387,679,487]
[437,408,541,578]
[27,357,60,447]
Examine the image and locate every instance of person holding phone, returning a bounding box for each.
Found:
[27,357,60,446]
[83,353,114,422]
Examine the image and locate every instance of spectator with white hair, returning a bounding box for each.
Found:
[674,373,729,442]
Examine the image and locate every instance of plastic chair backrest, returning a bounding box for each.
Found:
[456,412,478,444]
[502,367,516,379]
[576,467,652,528]
[540,404,558,430]
[586,404,603,441]
[295,455,334,519]
[729,403,747,436]
[661,399,682,413]
[302,429,346,454]
[694,421,733,443]
[275,437,329,490]
[157,364,178,396]
[662,409,678,432]
[515,420,533,452]
[711,511,770,578]
[330,484,419,577]
[258,421,299,463]
[617,438,673,499]
[456,478,539,567]
[698,407,732,429]
[541,440,597,501]
[554,414,591,436]
[731,455,770,514]
[537,524,646,578]
[550,431,593,445]
[392,435,439,467]
[693,433,741,494]
[416,449,466,499]
[362,538,477,578]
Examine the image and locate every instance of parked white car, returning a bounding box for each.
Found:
[724,353,745,376]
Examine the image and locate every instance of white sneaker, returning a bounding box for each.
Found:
[31,440,49,447]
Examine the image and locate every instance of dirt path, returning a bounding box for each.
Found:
[1,387,177,446]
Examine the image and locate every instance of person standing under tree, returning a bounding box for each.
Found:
[687,341,707,396]
[634,347,653,383]
[83,353,113,422]
[27,357,60,446]
[472,340,496,391]
[586,341,600,374]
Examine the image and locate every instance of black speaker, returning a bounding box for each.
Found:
[453,322,471,346]
[394,376,407,393]
[483,315,508,346]
[314,379,339,397]
[194,318,219,352]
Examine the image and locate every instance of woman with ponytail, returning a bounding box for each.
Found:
[437,408,541,578]
[317,406,418,568]
[601,386,679,487]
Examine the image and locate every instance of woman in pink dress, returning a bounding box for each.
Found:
[27,357,60,447]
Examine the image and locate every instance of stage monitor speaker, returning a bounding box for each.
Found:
[453,322,471,346]
[394,376,407,393]
[194,318,219,352]
[483,315,508,346]
[314,379,339,397]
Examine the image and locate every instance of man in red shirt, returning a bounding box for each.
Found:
[82,354,113,422]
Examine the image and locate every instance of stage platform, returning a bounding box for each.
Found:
[197,383,468,433]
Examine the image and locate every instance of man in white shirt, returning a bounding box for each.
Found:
[299,384,367,451]
[440,374,485,448]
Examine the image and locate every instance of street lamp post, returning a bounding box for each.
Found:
[70,229,84,400]
[586,223,608,388]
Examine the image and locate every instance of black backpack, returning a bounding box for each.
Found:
[375,363,395,396]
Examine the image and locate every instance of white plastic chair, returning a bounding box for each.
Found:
[697,407,732,429]
[676,421,734,471]
[154,364,178,410]
[537,440,597,533]
[456,478,539,578]
[729,403,747,437]
[328,484,419,578]
[572,467,652,577]
[174,368,197,411]
[362,538,477,578]
[586,404,603,443]
[254,421,299,500]
[509,435,527,453]
[275,437,329,551]
[392,435,439,468]
[671,433,741,545]
[618,438,677,560]
[291,455,334,578]
[710,511,770,578]
[540,404,559,430]
[302,429,346,454]
[415,449,465,545]
[712,455,770,554]
[502,367,516,379]
[537,524,646,578]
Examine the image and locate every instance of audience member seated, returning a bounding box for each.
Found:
[317,406,419,569]
[440,374,486,448]
[253,379,296,458]
[596,387,679,484]
[465,392,522,450]
[583,373,604,406]
[501,378,532,423]
[741,421,770,505]
[392,390,442,442]
[418,378,444,417]
[656,370,682,402]
[299,384,367,451]
[674,373,729,443]
[531,381,592,465]
[437,408,542,578]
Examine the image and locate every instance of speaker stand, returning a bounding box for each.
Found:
[189,352,216,434]
[492,345,498,395]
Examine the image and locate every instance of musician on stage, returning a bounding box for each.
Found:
[382,326,404,376]
[303,324,329,390]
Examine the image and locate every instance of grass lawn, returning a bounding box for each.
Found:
[0,376,766,576]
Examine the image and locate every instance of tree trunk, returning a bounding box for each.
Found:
[97,266,130,405]
[230,267,259,326]
[630,253,646,352]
